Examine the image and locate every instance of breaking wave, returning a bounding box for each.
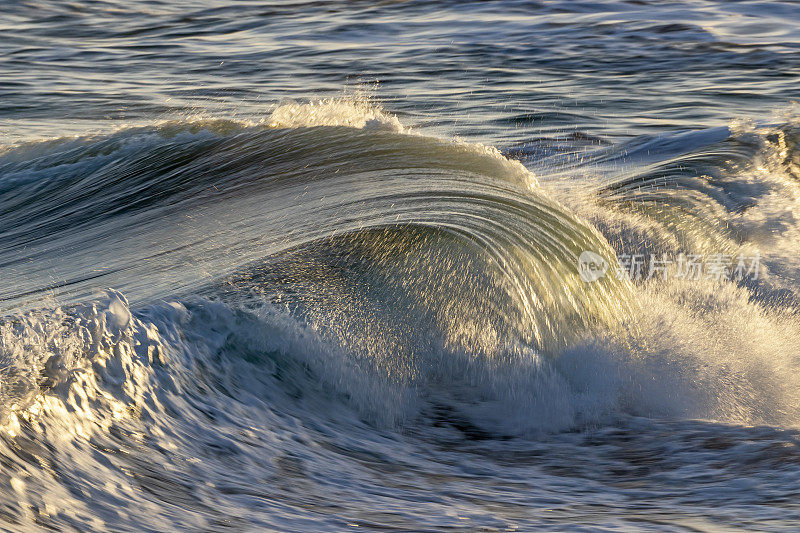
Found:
[2,99,800,530]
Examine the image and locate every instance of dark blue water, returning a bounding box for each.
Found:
[2,1,800,531]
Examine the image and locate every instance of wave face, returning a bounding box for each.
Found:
[0,104,632,353]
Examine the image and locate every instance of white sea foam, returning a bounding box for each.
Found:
[268,98,406,132]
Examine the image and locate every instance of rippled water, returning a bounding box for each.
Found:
[4,0,800,144]
[2,1,800,531]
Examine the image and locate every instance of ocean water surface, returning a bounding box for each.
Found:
[2,0,800,531]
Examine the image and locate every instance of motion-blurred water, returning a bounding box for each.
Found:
[2,1,800,531]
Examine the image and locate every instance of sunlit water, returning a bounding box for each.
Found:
[2,1,800,531]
